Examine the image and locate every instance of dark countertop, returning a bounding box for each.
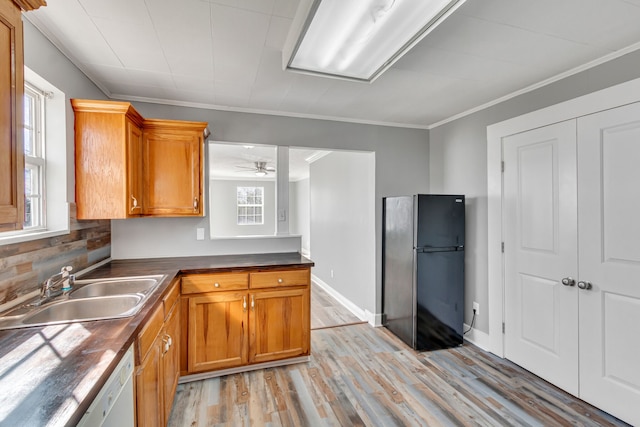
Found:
[0,252,313,427]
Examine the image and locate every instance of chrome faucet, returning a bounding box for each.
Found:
[40,266,74,301]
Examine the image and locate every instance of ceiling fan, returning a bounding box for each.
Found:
[236,161,276,176]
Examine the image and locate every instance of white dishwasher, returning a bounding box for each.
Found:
[77,344,135,427]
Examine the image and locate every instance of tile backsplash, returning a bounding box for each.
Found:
[0,204,110,305]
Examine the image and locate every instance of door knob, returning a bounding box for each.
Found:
[561,277,575,286]
[577,281,592,290]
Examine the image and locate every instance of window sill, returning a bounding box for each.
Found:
[0,227,70,246]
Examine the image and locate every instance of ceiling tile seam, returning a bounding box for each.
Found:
[111,93,431,130]
[23,14,113,99]
[142,0,175,89]
[209,2,218,98]
[427,39,640,130]
[456,12,619,51]
[75,0,127,70]
[208,1,273,17]
[621,0,640,9]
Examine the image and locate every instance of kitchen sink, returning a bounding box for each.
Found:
[71,277,162,299]
[22,295,143,325]
[0,274,166,330]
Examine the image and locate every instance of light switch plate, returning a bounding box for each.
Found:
[196,228,205,240]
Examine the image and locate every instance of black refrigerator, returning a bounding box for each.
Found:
[382,194,465,351]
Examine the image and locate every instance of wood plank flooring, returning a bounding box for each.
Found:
[168,320,628,426]
[310,283,366,330]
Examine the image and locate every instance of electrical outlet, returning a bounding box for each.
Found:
[473,302,480,316]
[330,269,334,278]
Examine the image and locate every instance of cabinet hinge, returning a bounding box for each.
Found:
[501,242,505,253]
[501,161,505,173]
[502,322,505,334]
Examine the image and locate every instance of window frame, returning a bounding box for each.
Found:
[236,186,264,225]
[0,67,69,246]
[23,82,46,230]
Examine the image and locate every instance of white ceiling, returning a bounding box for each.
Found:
[209,142,323,181]
[25,0,640,129]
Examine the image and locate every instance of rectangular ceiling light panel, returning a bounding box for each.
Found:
[285,0,466,82]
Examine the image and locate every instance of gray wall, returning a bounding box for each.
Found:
[310,151,377,315]
[116,102,430,314]
[210,179,276,237]
[23,19,106,202]
[429,49,640,334]
[25,17,431,317]
[290,178,310,255]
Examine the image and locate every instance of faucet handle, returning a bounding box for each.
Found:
[61,266,73,274]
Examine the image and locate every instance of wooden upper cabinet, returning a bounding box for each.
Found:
[142,119,206,216]
[0,0,24,231]
[71,99,145,219]
[71,100,207,219]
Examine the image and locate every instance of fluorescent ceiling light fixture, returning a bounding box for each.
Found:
[283,0,467,82]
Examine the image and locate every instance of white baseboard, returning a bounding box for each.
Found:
[463,323,490,351]
[311,274,380,326]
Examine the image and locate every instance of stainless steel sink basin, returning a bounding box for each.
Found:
[0,274,166,330]
[22,295,143,325]
[71,277,161,299]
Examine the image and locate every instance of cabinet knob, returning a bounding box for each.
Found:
[278,278,283,284]
[214,282,220,288]
[193,197,199,212]
[561,277,575,286]
[251,295,255,310]
[243,296,247,312]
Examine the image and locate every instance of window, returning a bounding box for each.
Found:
[1,67,69,245]
[237,186,264,225]
[23,83,46,229]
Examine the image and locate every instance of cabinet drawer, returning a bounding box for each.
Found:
[249,269,310,289]
[137,303,163,362]
[181,273,248,294]
[163,279,180,319]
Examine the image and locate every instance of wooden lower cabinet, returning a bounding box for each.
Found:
[250,287,310,364]
[183,268,311,375]
[187,291,248,373]
[135,280,180,427]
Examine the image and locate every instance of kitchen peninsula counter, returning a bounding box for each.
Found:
[0,252,313,427]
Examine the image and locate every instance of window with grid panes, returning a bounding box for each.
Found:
[237,186,264,225]
[23,83,45,229]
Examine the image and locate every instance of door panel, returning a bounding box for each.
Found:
[249,288,309,364]
[503,120,579,395]
[187,292,248,373]
[577,102,640,426]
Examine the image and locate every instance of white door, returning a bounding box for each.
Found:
[503,120,579,395]
[577,102,640,426]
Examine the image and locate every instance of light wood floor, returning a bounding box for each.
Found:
[168,290,628,426]
[311,283,366,330]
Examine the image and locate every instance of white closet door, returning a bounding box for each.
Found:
[503,120,579,395]
[577,102,640,427]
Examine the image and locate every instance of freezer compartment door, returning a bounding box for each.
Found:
[415,194,465,248]
[416,250,464,350]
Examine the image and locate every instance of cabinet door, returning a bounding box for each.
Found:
[249,287,310,364]
[126,119,143,216]
[0,0,24,231]
[142,129,202,216]
[135,338,163,427]
[188,292,248,373]
[162,301,180,423]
